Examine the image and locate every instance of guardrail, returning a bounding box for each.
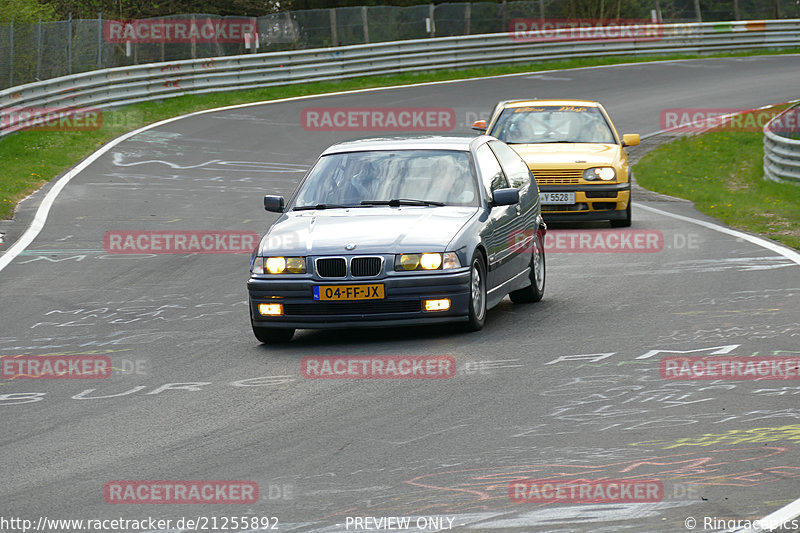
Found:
[1,19,800,137]
[764,102,800,183]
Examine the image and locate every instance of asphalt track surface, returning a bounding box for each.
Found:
[1,56,800,533]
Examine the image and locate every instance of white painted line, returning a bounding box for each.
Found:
[2,54,799,273]
[733,497,800,531]
[635,203,800,266]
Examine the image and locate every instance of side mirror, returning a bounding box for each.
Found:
[622,133,640,147]
[264,195,285,213]
[492,187,519,206]
[472,119,487,133]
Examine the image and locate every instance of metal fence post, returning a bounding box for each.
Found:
[9,19,13,87]
[694,0,702,22]
[429,4,436,38]
[540,0,545,20]
[465,3,471,35]
[330,8,338,46]
[246,16,253,54]
[37,18,42,80]
[361,6,369,43]
[191,14,197,59]
[97,13,103,68]
[68,12,73,75]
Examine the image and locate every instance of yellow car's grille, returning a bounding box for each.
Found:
[531,169,583,184]
[536,177,581,185]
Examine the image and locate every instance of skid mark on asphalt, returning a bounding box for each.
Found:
[631,424,800,449]
[111,152,308,172]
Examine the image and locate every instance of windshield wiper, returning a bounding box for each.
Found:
[293,203,359,211]
[361,199,445,207]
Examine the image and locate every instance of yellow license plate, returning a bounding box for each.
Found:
[313,284,385,301]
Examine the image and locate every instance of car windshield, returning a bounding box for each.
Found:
[293,149,479,208]
[491,105,616,144]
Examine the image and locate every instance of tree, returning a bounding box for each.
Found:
[0,0,58,23]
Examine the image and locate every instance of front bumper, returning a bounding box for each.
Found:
[248,270,471,329]
[539,183,630,221]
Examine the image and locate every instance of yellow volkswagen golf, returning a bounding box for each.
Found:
[473,99,639,227]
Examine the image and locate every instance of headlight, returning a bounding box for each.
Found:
[583,167,616,181]
[255,256,307,274]
[395,252,461,271]
[420,253,442,270]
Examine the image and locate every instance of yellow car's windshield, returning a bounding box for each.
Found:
[492,106,616,144]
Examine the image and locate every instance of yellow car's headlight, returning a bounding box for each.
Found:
[583,167,616,181]
[255,256,307,274]
[395,252,460,271]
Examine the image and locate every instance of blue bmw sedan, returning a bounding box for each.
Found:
[247,135,546,343]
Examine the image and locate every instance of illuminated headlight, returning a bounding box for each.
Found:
[583,167,616,181]
[258,303,283,316]
[253,256,306,274]
[423,298,451,312]
[395,252,461,271]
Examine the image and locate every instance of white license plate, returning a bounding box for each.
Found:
[540,192,575,205]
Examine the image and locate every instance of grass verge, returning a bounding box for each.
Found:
[1,47,800,221]
[634,109,800,250]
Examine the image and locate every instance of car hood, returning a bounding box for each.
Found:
[510,143,620,167]
[260,206,479,256]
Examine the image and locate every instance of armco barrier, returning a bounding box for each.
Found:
[1,19,799,137]
[764,102,800,183]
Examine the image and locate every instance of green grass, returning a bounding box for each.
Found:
[634,121,800,250]
[1,47,800,221]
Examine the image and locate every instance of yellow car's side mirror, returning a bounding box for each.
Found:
[472,119,487,133]
[622,133,640,147]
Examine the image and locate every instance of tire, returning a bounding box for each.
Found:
[610,201,632,228]
[252,325,295,344]
[464,252,487,332]
[510,230,546,303]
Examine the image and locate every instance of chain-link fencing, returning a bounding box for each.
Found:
[2,0,800,90]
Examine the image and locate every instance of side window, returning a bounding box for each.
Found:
[475,144,509,197]
[489,141,531,189]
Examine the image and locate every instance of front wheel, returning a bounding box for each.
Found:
[464,253,487,332]
[510,230,545,303]
[252,325,295,344]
